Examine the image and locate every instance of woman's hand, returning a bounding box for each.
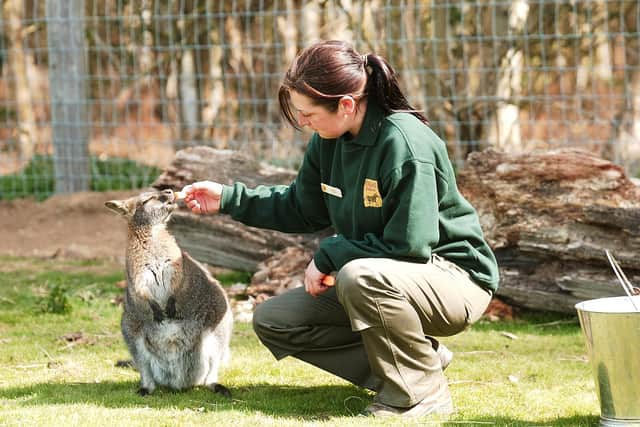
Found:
[181,181,223,215]
[304,258,331,297]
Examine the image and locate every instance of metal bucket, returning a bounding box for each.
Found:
[575,296,640,427]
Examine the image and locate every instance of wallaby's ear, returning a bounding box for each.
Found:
[105,200,130,216]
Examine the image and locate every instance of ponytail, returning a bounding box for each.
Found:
[363,53,428,124]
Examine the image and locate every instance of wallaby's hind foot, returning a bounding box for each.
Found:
[115,359,135,369]
[208,383,232,399]
[137,387,151,396]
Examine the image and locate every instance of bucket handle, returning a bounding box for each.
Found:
[605,250,640,311]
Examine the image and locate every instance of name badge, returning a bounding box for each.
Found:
[321,183,343,198]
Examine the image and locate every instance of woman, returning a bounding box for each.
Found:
[182,40,499,417]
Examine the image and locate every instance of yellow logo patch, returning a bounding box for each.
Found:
[363,178,382,208]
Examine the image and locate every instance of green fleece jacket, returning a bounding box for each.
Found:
[219,102,499,291]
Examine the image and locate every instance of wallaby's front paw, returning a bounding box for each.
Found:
[166,295,178,319]
[208,383,232,399]
[137,387,151,396]
[149,300,164,322]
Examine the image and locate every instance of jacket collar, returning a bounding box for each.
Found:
[338,100,385,146]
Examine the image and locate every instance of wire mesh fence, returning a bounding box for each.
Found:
[1,0,639,200]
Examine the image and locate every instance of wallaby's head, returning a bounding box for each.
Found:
[105,189,179,227]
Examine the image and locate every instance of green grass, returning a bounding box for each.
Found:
[0,255,600,426]
[0,155,161,201]
[215,270,253,287]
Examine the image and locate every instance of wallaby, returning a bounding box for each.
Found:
[105,189,233,397]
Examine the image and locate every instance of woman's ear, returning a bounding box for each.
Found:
[338,95,357,116]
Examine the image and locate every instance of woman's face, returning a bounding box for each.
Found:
[289,91,349,139]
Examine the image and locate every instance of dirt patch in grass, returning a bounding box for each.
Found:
[0,190,139,263]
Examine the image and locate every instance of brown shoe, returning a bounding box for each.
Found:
[361,382,454,417]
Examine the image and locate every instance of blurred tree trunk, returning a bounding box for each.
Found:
[626,69,640,171]
[614,52,640,173]
[425,0,462,162]
[202,2,226,148]
[455,2,483,154]
[176,3,203,151]
[592,0,613,82]
[274,0,300,158]
[301,0,320,45]
[322,0,352,41]
[3,0,37,162]
[485,0,529,152]
[228,10,261,158]
[218,15,245,146]
[46,0,90,193]
[400,0,423,112]
[576,0,612,90]
[138,3,154,81]
[612,2,640,174]
[178,49,200,149]
[360,0,382,52]
[277,0,298,65]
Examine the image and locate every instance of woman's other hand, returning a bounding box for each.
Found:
[181,181,223,214]
[304,258,331,297]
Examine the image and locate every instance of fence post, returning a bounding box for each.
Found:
[46,0,90,194]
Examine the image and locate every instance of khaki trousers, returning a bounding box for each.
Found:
[252,254,492,407]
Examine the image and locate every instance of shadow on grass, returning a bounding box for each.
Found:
[0,380,599,425]
[444,415,599,427]
[0,380,370,418]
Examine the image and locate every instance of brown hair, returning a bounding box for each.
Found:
[278,40,428,130]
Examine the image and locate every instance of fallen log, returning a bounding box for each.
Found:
[153,146,297,190]
[457,148,640,313]
[153,146,323,271]
[155,146,640,313]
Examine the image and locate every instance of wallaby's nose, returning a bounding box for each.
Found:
[160,189,174,202]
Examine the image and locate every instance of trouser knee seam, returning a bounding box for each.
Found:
[373,297,416,404]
